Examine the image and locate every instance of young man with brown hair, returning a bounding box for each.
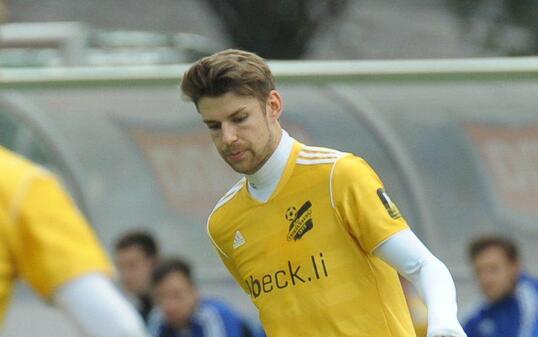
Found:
[181,49,466,337]
[464,235,538,337]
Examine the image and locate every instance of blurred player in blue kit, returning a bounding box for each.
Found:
[465,235,538,337]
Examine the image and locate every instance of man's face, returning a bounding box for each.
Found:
[198,91,282,175]
[473,246,520,302]
[154,272,199,328]
[115,246,155,296]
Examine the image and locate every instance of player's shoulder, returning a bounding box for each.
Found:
[0,146,35,175]
[207,177,246,224]
[327,149,373,178]
[0,146,51,194]
[295,144,376,182]
[295,144,348,166]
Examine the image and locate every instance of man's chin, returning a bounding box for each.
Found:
[230,165,253,175]
[226,160,255,175]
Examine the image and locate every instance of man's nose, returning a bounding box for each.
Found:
[221,123,238,145]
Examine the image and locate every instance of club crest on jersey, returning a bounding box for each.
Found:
[376,188,402,219]
[285,201,314,241]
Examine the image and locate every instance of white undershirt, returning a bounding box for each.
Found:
[247,129,294,202]
[375,230,467,337]
[245,132,466,337]
[54,274,148,337]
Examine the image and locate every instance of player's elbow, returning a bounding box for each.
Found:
[398,258,425,280]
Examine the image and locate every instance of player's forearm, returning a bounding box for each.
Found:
[407,253,462,336]
[53,273,149,337]
[374,229,466,337]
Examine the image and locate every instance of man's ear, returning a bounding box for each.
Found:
[267,90,283,120]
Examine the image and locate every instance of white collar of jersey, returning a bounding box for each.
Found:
[247,129,294,202]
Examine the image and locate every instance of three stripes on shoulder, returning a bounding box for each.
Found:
[296,145,346,165]
[213,145,346,210]
[213,177,246,211]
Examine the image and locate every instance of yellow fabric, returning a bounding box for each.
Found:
[0,146,112,324]
[208,142,416,337]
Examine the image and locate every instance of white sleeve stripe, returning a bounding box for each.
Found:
[215,188,241,209]
[302,145,343,154]
[298,151,341,159]
[329,156,345,209]
[297,158,339,165]
[219,178,246,202]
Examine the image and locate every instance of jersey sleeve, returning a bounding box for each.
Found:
[12,171,113,298]
[332,155,409,253]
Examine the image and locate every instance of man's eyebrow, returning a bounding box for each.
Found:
[203,106,247,124]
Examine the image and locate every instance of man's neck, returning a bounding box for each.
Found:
[247,130,294,202]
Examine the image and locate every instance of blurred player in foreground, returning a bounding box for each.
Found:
[180,49,466,337]
[0,146,148,337]
[464,235,538,337]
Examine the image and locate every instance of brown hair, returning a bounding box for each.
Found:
[181,49,275,106]
[152,257,194,286]
[115,230,159,258]
[468,235,519,262]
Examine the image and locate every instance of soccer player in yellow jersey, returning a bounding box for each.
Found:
[181,49,467,337]
[0,146,148,337]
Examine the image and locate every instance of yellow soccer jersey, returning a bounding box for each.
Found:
[0,146,112,324]
[208,142,416,337]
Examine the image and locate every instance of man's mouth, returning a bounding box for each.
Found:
[228,150,246,162]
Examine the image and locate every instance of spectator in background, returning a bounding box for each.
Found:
[115,230,160,323]
[150,257,260,337]
[0,146,148,337]
[464,235,538,337]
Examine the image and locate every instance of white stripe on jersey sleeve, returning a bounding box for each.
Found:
[301,145,344,154]
[296,157,341,165]
[297,151,341,159]
[217,178,246,207]
[329,156,346,208]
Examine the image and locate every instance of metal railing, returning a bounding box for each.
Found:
[1,56,538,89]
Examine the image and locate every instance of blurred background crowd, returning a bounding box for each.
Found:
[0,1,537,337]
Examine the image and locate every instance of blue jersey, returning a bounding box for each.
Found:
[152,298,263,337]
[464,274,538,337]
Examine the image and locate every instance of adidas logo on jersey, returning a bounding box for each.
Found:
[233,230,246,249]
